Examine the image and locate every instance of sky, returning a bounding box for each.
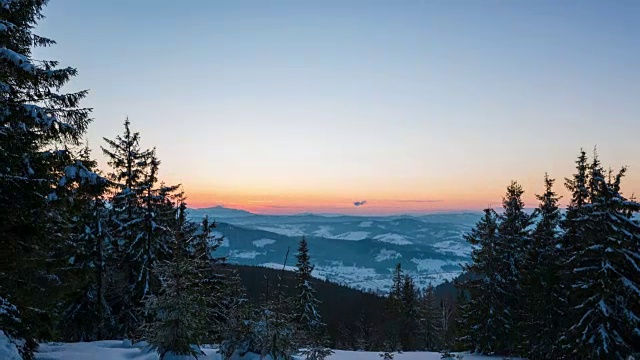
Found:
[34,0,640,215]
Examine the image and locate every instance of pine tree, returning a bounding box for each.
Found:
[1,1,92,357]
[399,275,422,351]
[57,146,115,341]
[458,208,501,353]
[495,181,532,355]
[143,202,208,359]
[421,284,442,351]
[101,119,153,337]
[562,153,640,358]
[384,263,404,351]
[521,174,563,358]
[294,236,333,360]
[101,121,180,338]
[192,214,228,342]
[247,250,298,360]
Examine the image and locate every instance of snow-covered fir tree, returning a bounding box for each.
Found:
[101,119,153,337]
[294,236,333,360]
[384,263,404,351]
[57,146,115,341]
[256,251,298,360]
[421,284,442,351]
[494,181,533,355]
[143,202,208,359]
[0,0,93,357]
[219,266,260,359]
[400,274,422,351]
[458,208,504,354]
[191,214,229,342]
[520,173,563,358]
[101,121,180,338]
[561,152,640,358]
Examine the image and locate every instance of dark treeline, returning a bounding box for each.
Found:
[232,263,458,352]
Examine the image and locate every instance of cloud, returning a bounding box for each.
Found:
[394,199,443,203]
[353,200,367,207]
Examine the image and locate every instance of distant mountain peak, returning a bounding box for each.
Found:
[189,206,255,219]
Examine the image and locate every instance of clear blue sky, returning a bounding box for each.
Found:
[35,0,640,214]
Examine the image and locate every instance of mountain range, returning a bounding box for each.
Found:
[188,206,482,293]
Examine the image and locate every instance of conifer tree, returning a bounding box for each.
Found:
[384,263,404,351]
[457,208,504,354]
[101,119,153,336]
[494,181,532,355]
[143,202,208,359]
[421,284,441,351]
[399,275,421,351]
[101,122,180,338]
[562,153,640,358]
[248,250,298,360]
[521,174,563,358]
[294,236,333,360]
[192,215,228,342]
[1,1,92,357]
[57,147,115,341]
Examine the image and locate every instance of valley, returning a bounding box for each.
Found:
[189,206,480,292]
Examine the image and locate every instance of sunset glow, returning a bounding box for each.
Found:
[34,0,640,215]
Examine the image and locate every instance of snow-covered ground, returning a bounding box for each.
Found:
[252,239,277,248]
[26,339,514,360]
[373,233,412,245]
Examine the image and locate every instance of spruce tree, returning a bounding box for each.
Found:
[421,284,442,351]
[399,274,421,351]
[521,174,563,358]
[458,208,503,354]
[102,121,179,338]
[495,181,532,355]
[294,236,332,359]
[384,263,404,351]
[57,147,115,341]
[192,214,228,342]
[101,119,153,336]
[143,202,208,359]
[1,1,92,357]
[562,154,640,358]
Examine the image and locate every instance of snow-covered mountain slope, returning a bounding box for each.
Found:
[33,340,516,360]
[188,208,481,292]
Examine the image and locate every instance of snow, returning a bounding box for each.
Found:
[359,221,372,228]
[374,233,412,245]
[375,249,402,262]
[252,238,276,248]
[432,240,472,257]
[312,225,334,238]
[0,47,35,73]
[312,227,369,241]
[255,225,305,237]
[260,262,297,272]
[229,250,262,259]
[331,231,369,241]
[34,341,514,360]
[0,331,21,360]
[411,258,452,272]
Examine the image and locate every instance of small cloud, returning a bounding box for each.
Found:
[353,200,367,207]
[395,199,443,203]
[265,205,291,209]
